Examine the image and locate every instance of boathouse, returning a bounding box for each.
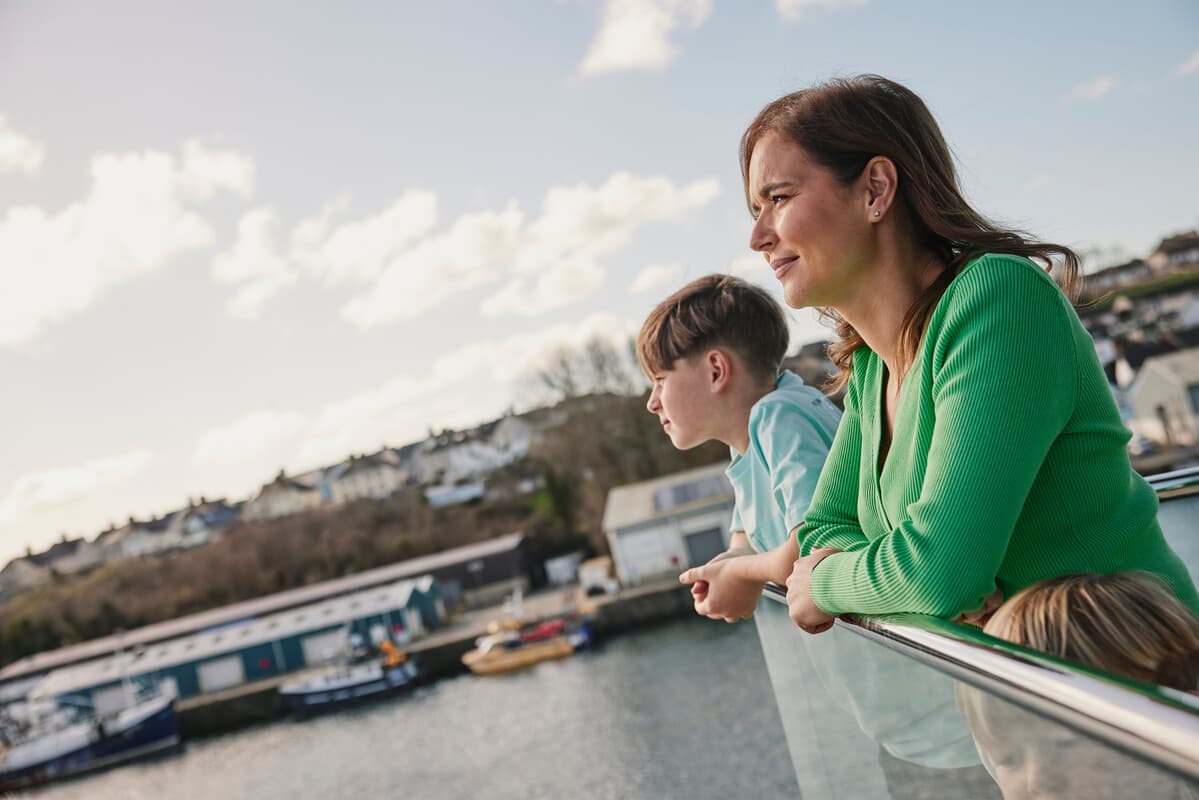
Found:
[28,576,443,714]
[0,532,537,695]
[602,462,734,585]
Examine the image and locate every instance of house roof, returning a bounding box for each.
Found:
[1088,258,1148,280]
[0,532,527,685]
[26,538,86,567]
[31,575,439,700]
[1136,345,1199,386]
[1155,230,1199,256]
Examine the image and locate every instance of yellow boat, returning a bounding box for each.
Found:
[461,634,576,675]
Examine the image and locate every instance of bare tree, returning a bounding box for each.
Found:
[535,336,645,404]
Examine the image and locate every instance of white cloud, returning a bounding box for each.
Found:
[1173,49,1199,77]
[1070,76,1116,101]
[340,203,526,326]
[0,143,254,346]
[775,0,866,21]
[211,207,299,319]
[726,252,765,279]
[481,259,606,317]
[179,140,255,201]
[629,262,683,293]
[193,409,308,467]
[580,0,712,77]
[209,191,441,318]
[287,312,639,468]
[293,190,439,285]
[343,172,719,326]
[0,450,153,525]
[0,115,46,175]
[209,171,718,326]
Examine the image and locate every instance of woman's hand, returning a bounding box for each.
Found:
[785,547,840,634]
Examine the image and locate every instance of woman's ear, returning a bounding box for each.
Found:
[863,156,898,221]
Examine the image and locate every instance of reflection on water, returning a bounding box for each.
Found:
[16,617,797,800]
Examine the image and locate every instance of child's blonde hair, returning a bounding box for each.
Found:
[984,572,1199,690]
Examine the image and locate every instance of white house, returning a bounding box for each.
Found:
[0,554,49,598]
[1130,347,1199,447]
[601,462,735,585]
[417,419,530,486]
[0,536,104,598]
[176,499,242,549]
[326,451,407,504]
[118,512,185,557]
[242,471,322,521]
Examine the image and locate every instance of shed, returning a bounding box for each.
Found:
[601,462,734,585]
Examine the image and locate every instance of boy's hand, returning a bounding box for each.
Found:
[785,548,839,634]
[679,551,763,623]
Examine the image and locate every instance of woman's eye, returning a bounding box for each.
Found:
[770,194,787,205]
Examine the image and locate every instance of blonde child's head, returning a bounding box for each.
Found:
[959,573,1199,797]
[984,572,1199,691]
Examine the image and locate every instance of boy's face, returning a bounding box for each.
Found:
[645,355,717,450]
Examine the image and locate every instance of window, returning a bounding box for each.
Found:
[1187,383,1199,415]
[653,474,732,512]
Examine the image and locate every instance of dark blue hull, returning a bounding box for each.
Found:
[281,665,416,716]
[0,700,180,792]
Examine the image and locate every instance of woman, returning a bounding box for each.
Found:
[739,75,1199,633]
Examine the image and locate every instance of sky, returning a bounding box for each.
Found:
[0,0,1196,565]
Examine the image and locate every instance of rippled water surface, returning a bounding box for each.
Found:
[18,617,798,800]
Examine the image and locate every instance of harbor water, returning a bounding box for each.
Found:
[16,616,799,800]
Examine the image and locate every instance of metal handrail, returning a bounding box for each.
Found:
[1146,464,1199,491]
[761,581,1199,781]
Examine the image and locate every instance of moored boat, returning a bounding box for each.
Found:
[0,686,179,792]
[461,618,591,676]
[278,640,417,714]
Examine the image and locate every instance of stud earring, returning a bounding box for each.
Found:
[873,210,881,217]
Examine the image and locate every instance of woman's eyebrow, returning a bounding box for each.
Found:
[756,181,796,199]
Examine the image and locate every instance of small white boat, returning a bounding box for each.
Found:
[0,685,179,792]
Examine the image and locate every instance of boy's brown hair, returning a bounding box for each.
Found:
[636,274,789,384]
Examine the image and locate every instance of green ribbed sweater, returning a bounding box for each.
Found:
[802,253,1199,618]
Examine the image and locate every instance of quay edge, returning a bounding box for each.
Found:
[177,579,693,738]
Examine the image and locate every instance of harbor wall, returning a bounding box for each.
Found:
[177,579,693,738]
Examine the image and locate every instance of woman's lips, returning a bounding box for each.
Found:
[772,257,797,278]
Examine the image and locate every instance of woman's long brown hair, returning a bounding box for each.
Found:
[740,75,1082,392]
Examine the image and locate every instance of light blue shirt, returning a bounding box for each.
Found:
[728,370,841,553]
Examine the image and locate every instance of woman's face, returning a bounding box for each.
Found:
[747,132,875,311]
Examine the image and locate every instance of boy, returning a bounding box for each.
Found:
[637,274,841,623]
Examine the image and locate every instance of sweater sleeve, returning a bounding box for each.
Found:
[793,374,872,554]
[754,400,839,534]
[809,259,1077,617]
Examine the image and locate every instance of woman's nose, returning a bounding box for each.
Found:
[749,214,773,253]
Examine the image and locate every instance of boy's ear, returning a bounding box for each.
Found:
[705,349,733,393]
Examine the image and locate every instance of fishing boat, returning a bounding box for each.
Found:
[461,616,592,675]
[278,639,417,714]
[0,684,179,792]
